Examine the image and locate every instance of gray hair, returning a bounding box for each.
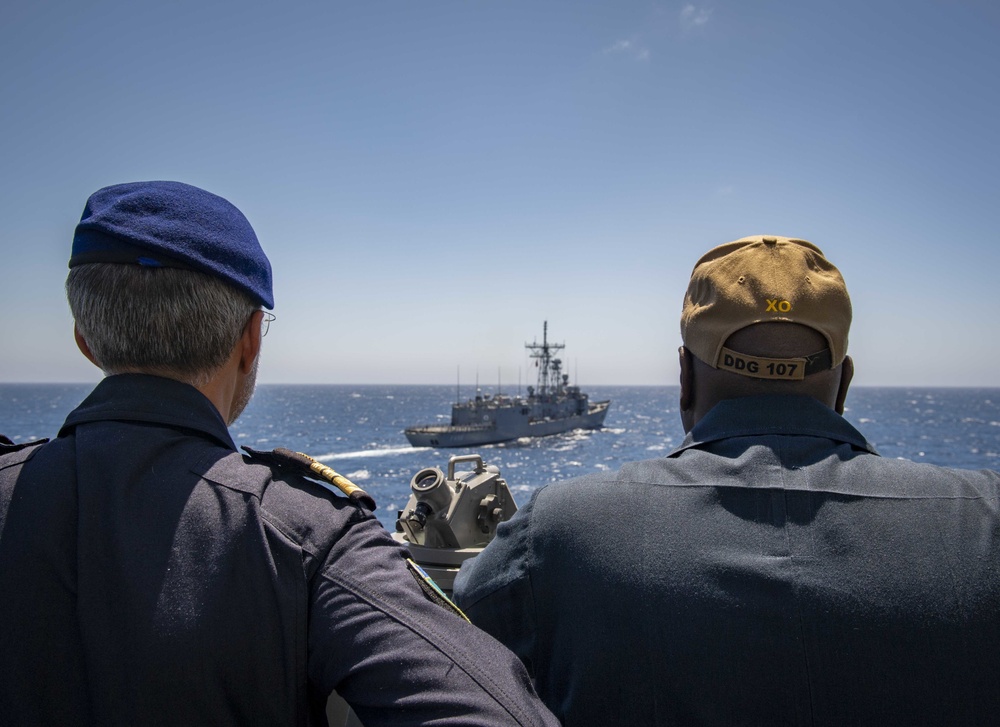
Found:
[66,263,259,386]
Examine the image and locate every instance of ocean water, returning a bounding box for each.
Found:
[3,384,1000,528]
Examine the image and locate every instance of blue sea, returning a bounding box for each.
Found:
[3,384,1000,528]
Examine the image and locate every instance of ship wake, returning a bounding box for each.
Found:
[316,446,433,461]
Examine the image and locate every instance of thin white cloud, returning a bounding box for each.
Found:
[680,4,712,30]
[603,38,651,61]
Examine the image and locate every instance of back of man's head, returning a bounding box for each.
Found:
[65,181,273,386]
[679,236,853,427]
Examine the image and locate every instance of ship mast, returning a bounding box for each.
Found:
[525,321,566,398]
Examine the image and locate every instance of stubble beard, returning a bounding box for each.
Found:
[227,354,259,426]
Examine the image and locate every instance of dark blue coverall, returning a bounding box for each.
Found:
[0,374,558,727]
[456,394,1000,726]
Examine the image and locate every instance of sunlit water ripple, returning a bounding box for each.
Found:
[4,384,999,528]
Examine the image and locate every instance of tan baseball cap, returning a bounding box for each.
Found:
[681,235,851,380]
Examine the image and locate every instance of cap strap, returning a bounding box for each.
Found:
[717,347,832,380]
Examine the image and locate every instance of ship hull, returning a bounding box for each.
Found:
[405,400,610,448]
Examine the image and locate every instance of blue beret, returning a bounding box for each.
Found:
[70,181,274,309]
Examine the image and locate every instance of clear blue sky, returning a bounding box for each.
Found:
[3,0,998,386]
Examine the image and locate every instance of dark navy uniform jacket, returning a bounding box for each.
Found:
[0,374,558,727]
[454,394,1000,727]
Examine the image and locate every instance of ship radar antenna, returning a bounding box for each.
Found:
[525,320,566,398]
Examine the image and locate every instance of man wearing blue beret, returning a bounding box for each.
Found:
[0,181,558,727]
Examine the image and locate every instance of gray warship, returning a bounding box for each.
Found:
[403,322,611,448]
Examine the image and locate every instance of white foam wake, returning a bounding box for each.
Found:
[315,446,432,461]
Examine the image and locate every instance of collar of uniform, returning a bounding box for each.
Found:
[59,373,237,451]
[667,394,878,458]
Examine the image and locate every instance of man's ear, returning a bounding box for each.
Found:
[679,346,698,433]
[74,325,100,368]
[239,311,264,374]
[679,346,694,413]
[834,355,854,414]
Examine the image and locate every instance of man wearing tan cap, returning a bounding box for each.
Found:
[454,236,1000,726]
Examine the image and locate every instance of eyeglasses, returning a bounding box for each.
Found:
[261,311,276,337]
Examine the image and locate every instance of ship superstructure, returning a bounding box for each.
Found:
[404,323,610,448]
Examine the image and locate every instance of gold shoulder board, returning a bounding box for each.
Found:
[242,446,377,512]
